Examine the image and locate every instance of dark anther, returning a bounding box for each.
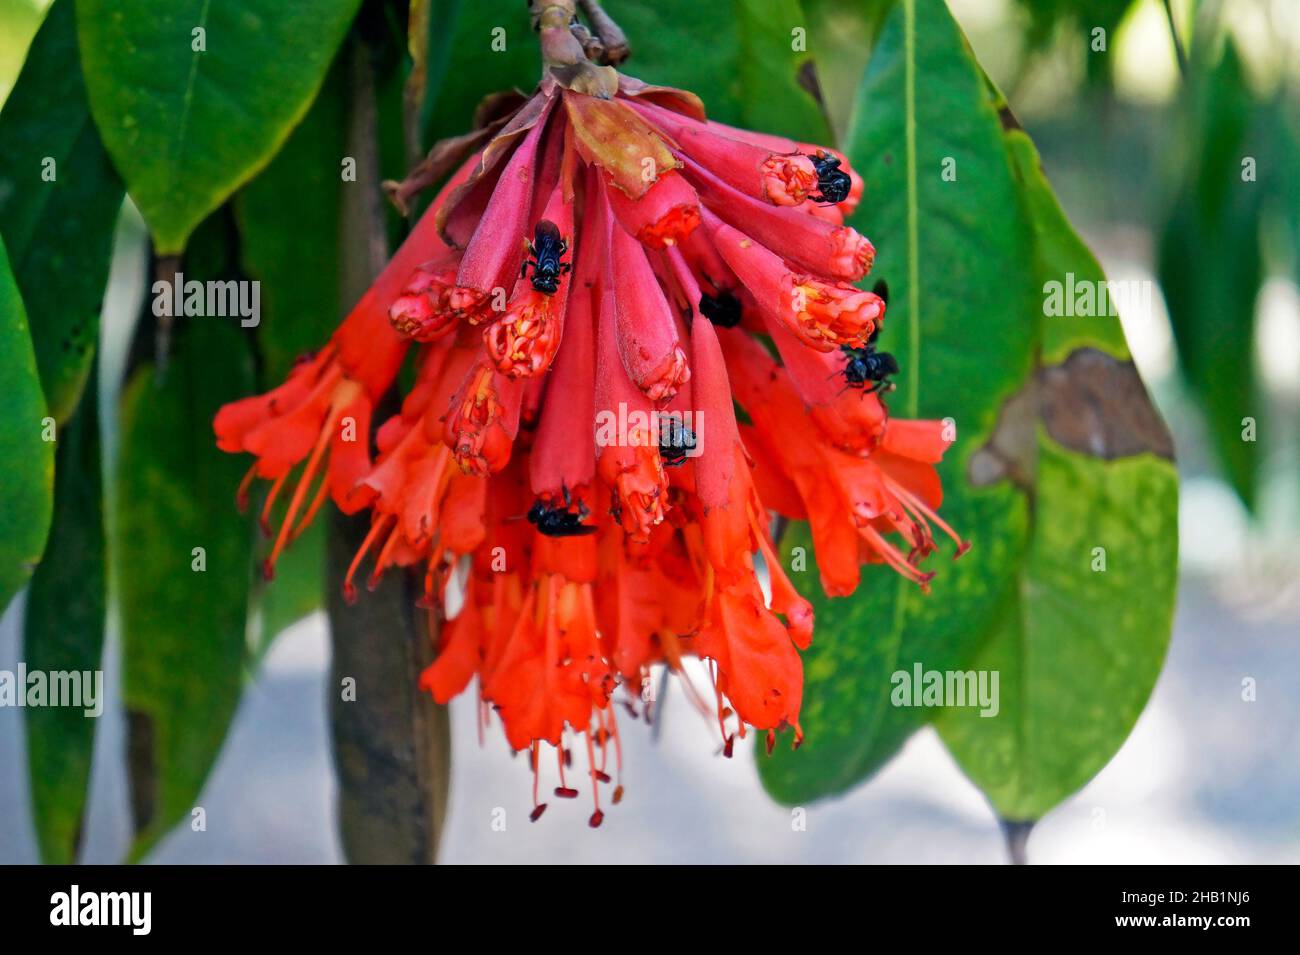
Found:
[530,803,548,821]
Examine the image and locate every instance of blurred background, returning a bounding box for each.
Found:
[1,0,1297,863]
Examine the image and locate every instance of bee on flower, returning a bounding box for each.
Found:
[214,0,966,827]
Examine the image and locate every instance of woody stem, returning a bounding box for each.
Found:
[531,0,631,69]
[578,0,630,64]
[532,0,586,69]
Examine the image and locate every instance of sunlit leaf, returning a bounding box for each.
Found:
[77,0,362,253]
[0,0,123,423]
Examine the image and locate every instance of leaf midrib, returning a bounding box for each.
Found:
[846,0,919,782]
[170,0,213,193]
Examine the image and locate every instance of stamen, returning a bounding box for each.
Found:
[860,524,935,591]
[259,472,288,537]
[236,463,258,512]
[288,472,331,544]
[584,728,603,828]
[366,519,405,591]
[343,515,395,604]
[265,396,346,573]
[889,478,971,557]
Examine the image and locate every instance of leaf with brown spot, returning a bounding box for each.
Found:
[937,119,1179,823]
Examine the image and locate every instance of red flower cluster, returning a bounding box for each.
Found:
[215,73,965,825]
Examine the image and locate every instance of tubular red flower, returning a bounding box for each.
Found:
[484,288,563,378]
[215,68,962,821]
[760,154,820,206]
[606,169,701,248]
[594,270,669,542]
[530,185,601,498]
[629,99,821,208]
[606,187,691,401]
[389,256,461,342]
[454,99,556,321]
[686,160,875,282]
[711,219,883,350]
[446,358,523,476]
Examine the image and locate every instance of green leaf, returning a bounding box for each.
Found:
[1156,40,1262,508]
[76,0,362,254]
[0,234,53,614]
[114,312,255,861]
[235,64,347,384]
[0,0,45,106]
[935,127,1178,821]
[605,0,831,142]
[937,438,1177,820]
[797,0,892,141]
[0,0,124,424]
[758,0,1039,804]
[327,509,450,863]
[23,380,105,864]
[420,0,539,147]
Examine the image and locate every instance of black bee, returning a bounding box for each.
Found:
[658,415,697,467]
[699,290,742,327]
[810,151,852,205]
[521,220,571,295]
[527,486,595,537]
[840,327,898,395]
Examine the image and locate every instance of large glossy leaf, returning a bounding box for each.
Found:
[606,0,830,142]
[0,0,123,424]
[1156,41,1261,508]
[758,0,1039,804]
[0,234,53,614]
[76,0,362,254]
[936,130,1178,821]
[23,381,104,864]
[115,310,255,861]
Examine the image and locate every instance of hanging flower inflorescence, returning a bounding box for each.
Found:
[214,1,967,826]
